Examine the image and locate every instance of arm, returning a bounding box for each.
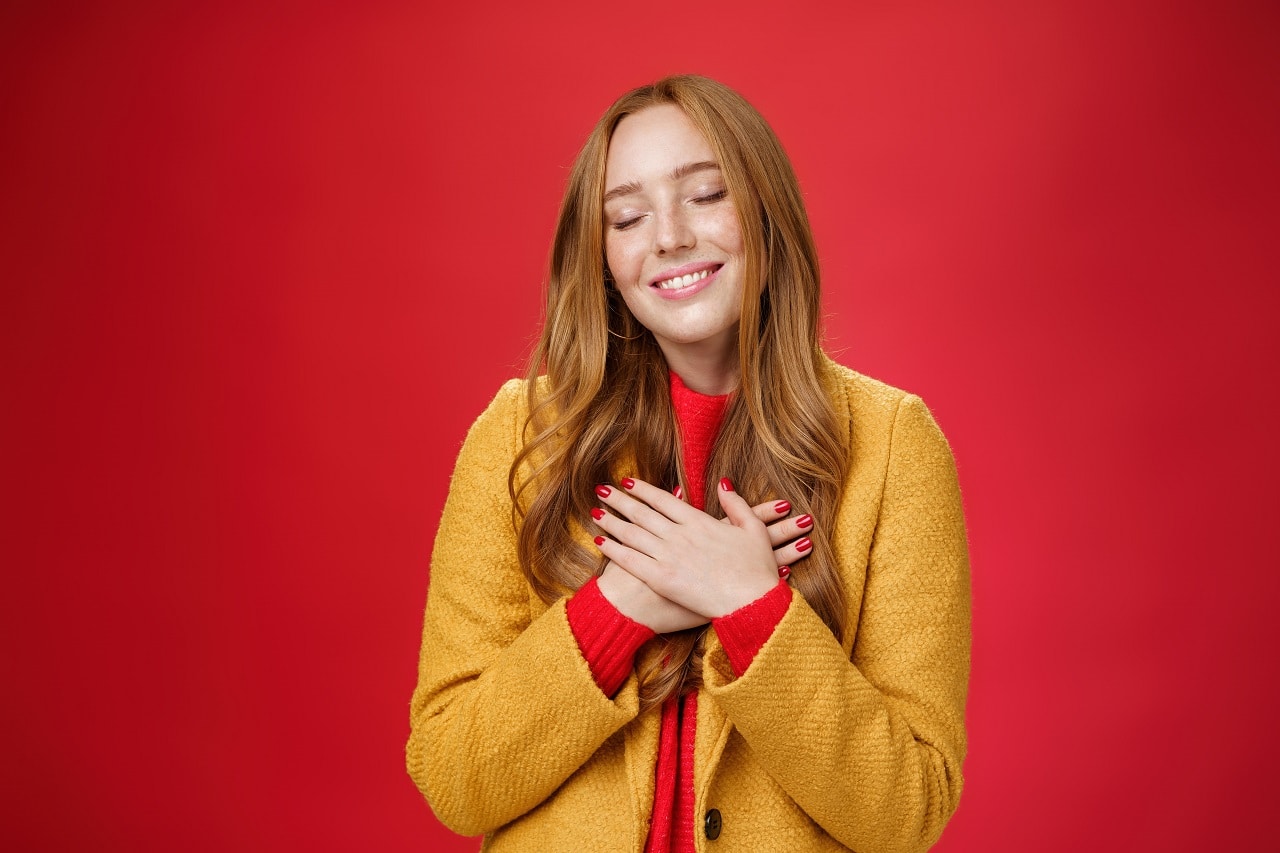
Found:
[711,579,794,676]
[565,575,654,697]
[405,381,641,836]
[702,394,971,853]
[569,500,815,693]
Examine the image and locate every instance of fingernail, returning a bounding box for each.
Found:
[795,537,812,553]
[673,485,684,500]
[621,477,636,489]
[593,535,606,547]
[773,500,791,514]
[778,565,791,580]
[796,514,813,529]
[595,485,611,498]
[591,508,605,521]
[719,477,734,492]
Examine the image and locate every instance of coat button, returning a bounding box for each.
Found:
[704,808,722,840]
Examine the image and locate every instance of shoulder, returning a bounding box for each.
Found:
[818,352,954,461]
[455,378,530,465]
[818,351,920,429]
[819,354,910,412]
[470,375,553,424]
[466,378,523,430]
[460,374,559,462]
[479,377,526,417]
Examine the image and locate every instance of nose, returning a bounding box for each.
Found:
[653,202,695,255]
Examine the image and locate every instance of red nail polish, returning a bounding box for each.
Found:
[621,477,636,489]
[594,535,605,547]
[591,508,605,521]
[595,485,611,498]
[673,485,684,499]
[796,514,813,529]
[795,537,812,553]
[778,565,791,580]
[719,477,734,492]
[773,500,791,515]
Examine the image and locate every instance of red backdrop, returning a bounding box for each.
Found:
[2,1,1277,850]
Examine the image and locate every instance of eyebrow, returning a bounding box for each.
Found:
[603,160,722,204]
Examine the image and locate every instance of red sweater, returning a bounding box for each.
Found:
[567,371,792,852]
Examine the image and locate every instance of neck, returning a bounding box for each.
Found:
[658,334,739,396]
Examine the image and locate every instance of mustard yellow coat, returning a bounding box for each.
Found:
[407,358,971,852]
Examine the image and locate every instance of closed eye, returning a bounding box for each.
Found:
[611,216,642,231]
[695,190,728,204]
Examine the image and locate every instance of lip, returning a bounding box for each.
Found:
[648,261,724,300]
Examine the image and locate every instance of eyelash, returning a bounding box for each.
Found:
[610,190,728,232]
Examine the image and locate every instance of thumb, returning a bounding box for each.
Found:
[716,477,757,528]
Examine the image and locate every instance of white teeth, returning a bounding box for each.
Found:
[657,268,711,289]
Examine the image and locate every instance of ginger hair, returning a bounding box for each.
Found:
[510,75,848,711]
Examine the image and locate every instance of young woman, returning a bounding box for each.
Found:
[407,75,971,853]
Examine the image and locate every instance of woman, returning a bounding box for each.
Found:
[407,75,970,852]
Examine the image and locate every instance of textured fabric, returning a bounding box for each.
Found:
[565,371,781,852]
[407,355,972,852]
[558,572,906,853]
[655,370,727,853]
[566,577,656,698]
[713,580,794,678]
[674,693,697,852]
[668,369,730,509]
[647,697,680,853]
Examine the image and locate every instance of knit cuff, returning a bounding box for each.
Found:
[712,581,793,678]
[566,576,655,697]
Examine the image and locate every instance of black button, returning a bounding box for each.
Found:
[704,808,722,840]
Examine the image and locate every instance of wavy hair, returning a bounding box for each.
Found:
[510,75,848,711]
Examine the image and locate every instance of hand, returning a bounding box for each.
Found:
[723,497,816,571]
[596,560,707,634]
[593,490,815,633]
[591,477,780,618]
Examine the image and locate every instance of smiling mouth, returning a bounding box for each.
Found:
[653,265,722,290]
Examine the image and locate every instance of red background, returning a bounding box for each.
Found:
[3,1,1277,850]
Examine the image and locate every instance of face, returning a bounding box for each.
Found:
[603,104,746,367]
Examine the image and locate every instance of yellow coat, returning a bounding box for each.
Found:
[407,357,971,852]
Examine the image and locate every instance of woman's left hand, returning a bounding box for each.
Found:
[592,476,780,618]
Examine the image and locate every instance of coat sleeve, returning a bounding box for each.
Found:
[405,380,641,837]
[703,394,971,853]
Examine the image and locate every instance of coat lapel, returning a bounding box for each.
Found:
[623,698,662,850]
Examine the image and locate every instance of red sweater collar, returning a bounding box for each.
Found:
[668,371,731,510]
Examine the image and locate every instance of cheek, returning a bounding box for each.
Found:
[605,233,644,284]
[708,209,745,255]
[611,269,650,323]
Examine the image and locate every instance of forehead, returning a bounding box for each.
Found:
[604,104,718,186]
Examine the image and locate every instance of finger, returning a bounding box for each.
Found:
[673,484,687,503]
[593,532,672,594]
[721,498,792,527]
[595,482,675,538]
[715,477,762,529]
[615,476,700,524]
[772,535,815,568]
[764,512,815,548]
[591,506,665,558]
[597,478,698,540]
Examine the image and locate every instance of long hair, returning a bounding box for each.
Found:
[510,75,848,711]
